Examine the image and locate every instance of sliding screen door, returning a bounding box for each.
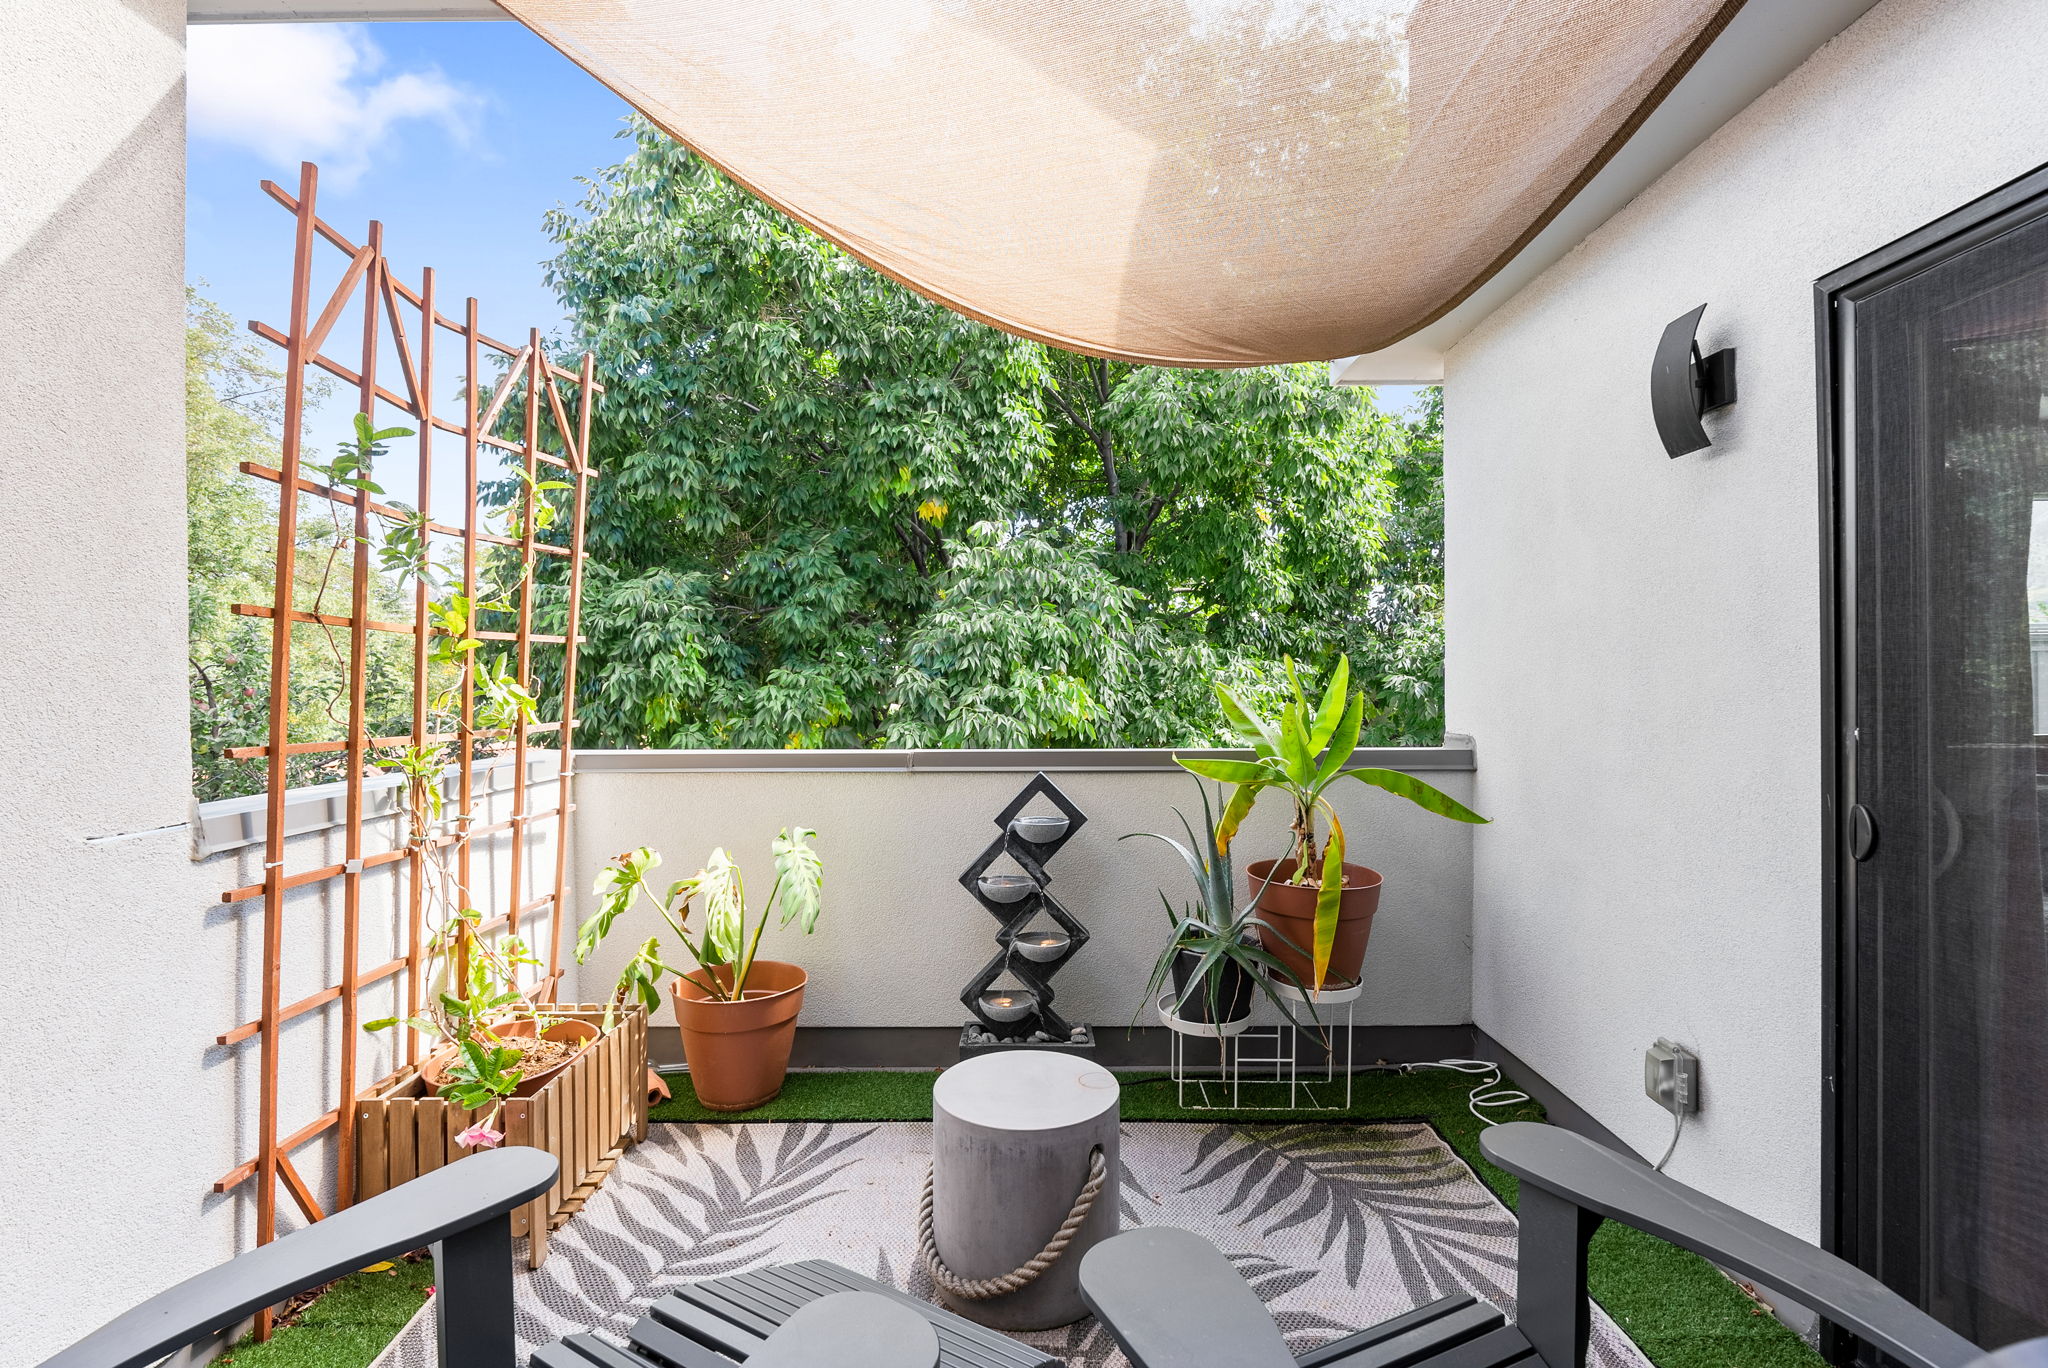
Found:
[1827,173,2048,1359]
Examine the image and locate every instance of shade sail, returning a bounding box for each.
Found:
[501,0,1744,366]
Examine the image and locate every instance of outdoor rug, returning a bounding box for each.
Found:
[371,1120,1652,1368]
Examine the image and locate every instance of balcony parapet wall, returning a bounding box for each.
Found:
[569,743,1477,1033]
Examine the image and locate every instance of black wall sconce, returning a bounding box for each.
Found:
[1651,304,1737,457]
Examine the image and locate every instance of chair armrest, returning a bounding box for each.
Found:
[1078,1227,1296,1368]
[1481,1123,1978,1368]
[748,1293,940,1368]
[1973,1339,2048,1367]
[39,1146,558,1368]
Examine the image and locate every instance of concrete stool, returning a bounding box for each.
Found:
[923,1051,1120,1331]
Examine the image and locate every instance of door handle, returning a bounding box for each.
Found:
[1850,804,1878,861]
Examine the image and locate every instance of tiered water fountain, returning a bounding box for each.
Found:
[957,773,1093,1055]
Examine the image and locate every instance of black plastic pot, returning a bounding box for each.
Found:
[1168,948,1254,1024]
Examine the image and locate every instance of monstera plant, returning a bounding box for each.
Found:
[578,830,824,1110]
[1177,657,1487,990]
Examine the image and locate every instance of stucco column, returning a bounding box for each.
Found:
[0,6,225,1365]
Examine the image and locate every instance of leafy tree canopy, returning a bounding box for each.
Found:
[540,121,1444,750]
[186,287,419,799]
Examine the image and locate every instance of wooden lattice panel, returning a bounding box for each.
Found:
[207,163,603,1325]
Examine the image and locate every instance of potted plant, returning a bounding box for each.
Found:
[578,829,824,1111]
[364,911,597,1146]
[1125,782,1313,1027]
[1177,656,1488,991]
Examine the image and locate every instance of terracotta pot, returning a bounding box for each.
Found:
[418,1016,599,1095]
[509,1019,601,1095]
[1245,857,1383,991]
[670,960,808,1111]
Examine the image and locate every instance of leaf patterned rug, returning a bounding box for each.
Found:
[371,1120,1651,1368]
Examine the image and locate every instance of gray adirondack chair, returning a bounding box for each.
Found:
[33,1149,940,1368]
[530,1260,1058,1368]
[1078,1122,2048,1368]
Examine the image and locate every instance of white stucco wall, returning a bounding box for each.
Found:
[0,11,565,1356]
[570,759,1476,1032]
[0,4,216,1364]
[1445,0,2048,1241]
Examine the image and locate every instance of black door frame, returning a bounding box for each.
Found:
[1817,162,2048,1363]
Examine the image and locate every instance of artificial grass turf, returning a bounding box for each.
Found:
[213,1255,433,1368]
[652,1066,1825,1368]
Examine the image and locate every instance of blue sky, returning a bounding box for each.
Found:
[187,19,630,338]
[186,20,634,459]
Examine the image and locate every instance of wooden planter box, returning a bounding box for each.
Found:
[354,1004,650,1267]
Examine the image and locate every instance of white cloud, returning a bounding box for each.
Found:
[187,24,482,188]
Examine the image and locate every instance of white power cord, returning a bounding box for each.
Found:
[1358,1058,1532,1125]
[1377,1057,1685,1163]
[1652,1107,1685,1172]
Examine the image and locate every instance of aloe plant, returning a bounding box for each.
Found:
[1176,656,1487,988]
[578,829,824,1022]
[1125,780,1314,1026]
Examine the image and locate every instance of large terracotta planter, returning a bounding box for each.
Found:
[1245,857,1383,991]
[671,960,808,1111]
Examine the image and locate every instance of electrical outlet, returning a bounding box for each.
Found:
[1644,1039,1700,1116]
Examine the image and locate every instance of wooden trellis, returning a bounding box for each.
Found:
[209,163,600,1305]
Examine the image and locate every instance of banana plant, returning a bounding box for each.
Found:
[1176,656,1487,988]
[578,829,824,1026]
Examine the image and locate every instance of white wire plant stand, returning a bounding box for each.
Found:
[1156,974,1362,1111]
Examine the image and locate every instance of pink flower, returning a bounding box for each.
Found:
[454,1123,503,1149]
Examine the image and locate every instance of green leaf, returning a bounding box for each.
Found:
[1119,830,1210,908]
[1312,690,1365,790]
[772,826,824,932]
[1168,940,1232,1015]
[1339,769,1488,823]
[1175,756,1271,784]
[1307,655,1351,750]
[1214,685,1282,756]
[1314,808,1347,990]
[1279,702,1316,785]
[1283,655,1309,716]
[697,847,746,964]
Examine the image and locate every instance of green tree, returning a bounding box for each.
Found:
[187,287,295,800]
[186,288,422,800]
[540,124,1443,749]
[1348,388,1445,745]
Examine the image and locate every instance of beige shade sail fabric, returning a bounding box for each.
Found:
[500,0,1745,367]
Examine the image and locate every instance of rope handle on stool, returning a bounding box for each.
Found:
[919,1145,1107,1300]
